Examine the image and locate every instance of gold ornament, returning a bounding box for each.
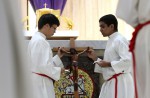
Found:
[36,8,60,26]
[61,17,74,30]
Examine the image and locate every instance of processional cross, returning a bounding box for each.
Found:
[44,3,47,8]
[53,38,91,98]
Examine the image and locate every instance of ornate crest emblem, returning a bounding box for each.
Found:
[54,68,94,98]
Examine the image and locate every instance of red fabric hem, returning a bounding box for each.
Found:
[107,73,123,98]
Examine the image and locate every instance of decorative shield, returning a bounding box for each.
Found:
[54,68,94,98]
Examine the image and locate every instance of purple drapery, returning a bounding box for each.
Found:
[29,0,67,15]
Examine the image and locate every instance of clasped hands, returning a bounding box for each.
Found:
[86,48,111,67]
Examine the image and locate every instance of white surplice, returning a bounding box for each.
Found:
[28,32,64,98]
[94,32,134,98]
[116,0,150,98]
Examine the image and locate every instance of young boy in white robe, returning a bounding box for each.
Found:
[116,0,150,98]
[28,14,65,98]
[86,14,134,98]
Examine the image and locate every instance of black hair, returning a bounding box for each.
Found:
[38,14,60,30]
[99,14,118,31]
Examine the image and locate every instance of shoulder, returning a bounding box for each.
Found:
[114,33,129,45]
[29,36,48,49]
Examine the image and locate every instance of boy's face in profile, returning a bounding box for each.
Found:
[45,24,58,36]
[99,21,114,37]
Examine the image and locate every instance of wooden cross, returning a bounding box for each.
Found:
[53,38,91,98]
[44,3,47,8]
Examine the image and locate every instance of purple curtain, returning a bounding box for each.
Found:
[29,0,67,15]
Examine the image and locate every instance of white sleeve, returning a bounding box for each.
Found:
[53,55,64,68]
[111,39,132,74]
[29,40,62,81]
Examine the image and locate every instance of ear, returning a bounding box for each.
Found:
[43,24,50,29]
[110,24,114,29]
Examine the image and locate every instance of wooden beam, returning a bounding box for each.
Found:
[52,47,93,52]
[70,38,75,48]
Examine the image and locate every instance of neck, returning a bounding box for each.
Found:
[109,31,116,36]
[108,31,116,38]
[38,29,46,36]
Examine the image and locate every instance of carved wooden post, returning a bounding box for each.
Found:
[70,38,79,98]
[52,38,91,98]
